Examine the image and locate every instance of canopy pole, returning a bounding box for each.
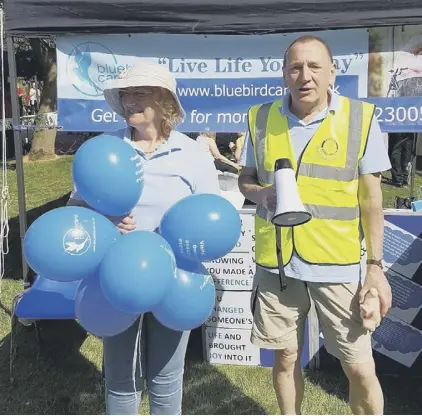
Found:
[6,36,29,286]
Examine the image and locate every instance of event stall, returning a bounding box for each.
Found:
[3,0,422,376]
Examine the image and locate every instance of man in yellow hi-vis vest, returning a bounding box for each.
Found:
[239,35,392,415]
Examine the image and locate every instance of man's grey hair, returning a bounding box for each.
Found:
[283,35,334,69]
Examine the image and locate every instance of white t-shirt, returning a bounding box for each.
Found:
[395,35,422,81]
[29,88,40,104]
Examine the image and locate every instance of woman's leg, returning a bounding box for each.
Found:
[103,317,144,415]
[144,313,190,415]
[214,159,238,174]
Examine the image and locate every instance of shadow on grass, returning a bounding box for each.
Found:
[305,350,422,415]
[0,320,104,414]
[183,328,267,415]
[0,322,266,415]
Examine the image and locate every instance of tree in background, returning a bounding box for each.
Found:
[27,38,57,160]
[1,1,57,161]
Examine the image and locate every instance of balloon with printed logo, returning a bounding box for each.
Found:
[98,231,177,315]
[153,260,216,331]
[23,206,120,282]
[159,193,241,262]
[75,275,139,338]
[72,133,144,216]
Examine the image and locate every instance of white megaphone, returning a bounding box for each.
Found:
[271,158,312,227]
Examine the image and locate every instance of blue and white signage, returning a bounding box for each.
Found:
[56,30,369,132]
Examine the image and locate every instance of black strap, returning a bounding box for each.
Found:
[275,226,287,291]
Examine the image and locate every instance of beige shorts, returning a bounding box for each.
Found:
[250,267,373,364]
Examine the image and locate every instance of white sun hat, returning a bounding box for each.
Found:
[103,60,186,120]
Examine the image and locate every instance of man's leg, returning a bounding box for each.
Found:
[388,133,403,184]
[273,347,305,415]
[341,358,383,415]
[250,269,310,415]
[309,281,384,415]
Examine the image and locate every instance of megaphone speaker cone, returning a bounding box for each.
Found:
[272,158,312,228]
[272,211,312,227]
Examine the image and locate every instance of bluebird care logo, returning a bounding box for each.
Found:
[67,41,132,97]
[62,214,93,256]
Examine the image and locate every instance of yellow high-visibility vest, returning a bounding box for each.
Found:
[248,96,374,269]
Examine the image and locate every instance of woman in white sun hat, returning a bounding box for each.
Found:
[67,60,220,415]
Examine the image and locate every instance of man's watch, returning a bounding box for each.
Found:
[366,259,383,269]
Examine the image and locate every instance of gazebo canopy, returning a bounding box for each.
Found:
[5,0,422,37]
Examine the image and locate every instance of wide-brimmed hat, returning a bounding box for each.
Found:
[103,60,185,120]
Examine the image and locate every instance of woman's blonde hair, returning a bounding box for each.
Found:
[119,86,183,139]
[156,87,183,138]
[201,131,216,139]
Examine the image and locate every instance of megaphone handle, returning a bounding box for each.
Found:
[275,226,287,291]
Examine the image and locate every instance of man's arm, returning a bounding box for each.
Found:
[358,172,392,317]
[357,112,392,317]
[238,132,277,211]
[238,167,264,204]
[358,172,384,262]
[238,167,277,211]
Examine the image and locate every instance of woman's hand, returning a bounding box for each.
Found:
[117,215,136,234]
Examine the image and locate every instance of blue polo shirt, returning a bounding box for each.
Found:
[240,92,392,283]
[70,128,221,231]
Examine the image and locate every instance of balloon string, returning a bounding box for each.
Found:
[132,314,143,407]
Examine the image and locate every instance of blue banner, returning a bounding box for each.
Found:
[56,31,369,133]
[367,97,422,133]
[58,76,360,132]
[56,31,422,133]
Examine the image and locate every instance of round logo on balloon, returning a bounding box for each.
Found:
[63,216,92,256]
[23,206,121,282]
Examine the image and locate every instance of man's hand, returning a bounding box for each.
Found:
[359,265,392,318]
[117,215,136,234]
[238,167,277,211]
[259,185,277,212]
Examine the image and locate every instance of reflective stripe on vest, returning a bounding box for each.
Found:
[249,96,373,267]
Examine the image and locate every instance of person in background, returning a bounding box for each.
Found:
[393,34,422,97]
[17,85,25,116]
[229,132,246,163]
[67,61,220,415]
[388,132,413,187]
[385,34,422,188]
[29,81,40,114]
[239,35,392,415]
[196,131,241,174]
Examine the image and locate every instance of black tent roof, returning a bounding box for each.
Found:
[4,0,422,37]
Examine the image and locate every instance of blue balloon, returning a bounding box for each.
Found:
[159,193,241,262]
[75,275,139,338]
[99,231,177,315]
[15,275,81,320]
[23,206,120,282]
[73,134,144,216]
[153,262,216,331]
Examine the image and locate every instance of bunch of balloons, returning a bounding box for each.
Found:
[22,133,242,337]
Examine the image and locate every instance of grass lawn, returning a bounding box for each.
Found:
[1,156,422,414]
